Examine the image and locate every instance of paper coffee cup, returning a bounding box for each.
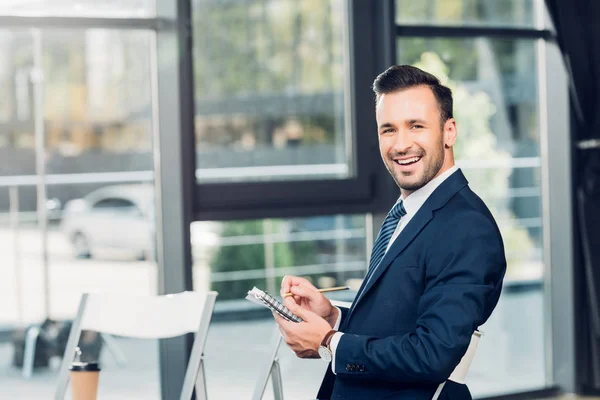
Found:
[70,361,101,400]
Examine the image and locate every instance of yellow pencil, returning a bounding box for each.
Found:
[283,286,350,298]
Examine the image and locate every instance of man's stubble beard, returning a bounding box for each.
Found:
[387,146,445,192]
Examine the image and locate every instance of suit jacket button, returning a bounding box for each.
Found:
[358,365,365,372]
[346,364,352,371]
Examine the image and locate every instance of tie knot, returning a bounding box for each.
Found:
[389,200,406,220]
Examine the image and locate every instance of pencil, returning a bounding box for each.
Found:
[283,286,350,298]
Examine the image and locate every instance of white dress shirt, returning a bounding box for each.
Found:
[329,165,459,373]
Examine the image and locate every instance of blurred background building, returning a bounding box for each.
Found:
[0,0,596,399]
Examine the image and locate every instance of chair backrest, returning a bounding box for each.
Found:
[54,291,218,400]
[447,330,482,384]
[80,291,215,338]
[431,331,482,400]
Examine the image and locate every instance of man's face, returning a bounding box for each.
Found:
[376,86,455,196]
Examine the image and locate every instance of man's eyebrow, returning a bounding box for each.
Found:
[378,122,395,130]
[406,119,427,125]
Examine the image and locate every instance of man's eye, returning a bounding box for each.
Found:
[411,125,424,130]
[381,128,394,134]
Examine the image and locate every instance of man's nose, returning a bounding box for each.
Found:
[393,131,413,153]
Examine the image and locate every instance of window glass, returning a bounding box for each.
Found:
[395,0,538,27]
[192,0,351,183]
[0,0,155,17]
[0,28,159,398]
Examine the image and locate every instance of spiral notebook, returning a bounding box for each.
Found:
[246,286,302,323]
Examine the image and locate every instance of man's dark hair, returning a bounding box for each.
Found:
[373,65,453,126]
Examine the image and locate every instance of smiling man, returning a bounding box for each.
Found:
[274,65,506,400]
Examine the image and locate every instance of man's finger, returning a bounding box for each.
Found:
[280,275,291,296]
[281,276,314,294]
[283,296,298,310]
[286,301,315,321]
[290,283,320,299]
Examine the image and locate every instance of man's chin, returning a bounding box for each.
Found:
[395,177,426,192]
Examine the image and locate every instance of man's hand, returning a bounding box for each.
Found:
[274,298,333,359]
[280,276,339,327]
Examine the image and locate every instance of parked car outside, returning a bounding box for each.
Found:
[60,184,220,262]
[60,184,157,260]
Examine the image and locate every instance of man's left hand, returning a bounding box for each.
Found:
[274,297,333,359]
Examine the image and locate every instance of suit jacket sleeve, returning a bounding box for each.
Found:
[334,211,506,384]
[339,306,350,325]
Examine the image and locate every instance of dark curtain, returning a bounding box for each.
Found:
[545,0,600,392]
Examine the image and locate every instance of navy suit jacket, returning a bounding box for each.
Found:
[317,169,506,400]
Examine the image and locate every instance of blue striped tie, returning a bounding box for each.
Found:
[364,201,407,284]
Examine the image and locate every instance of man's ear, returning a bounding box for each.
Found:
[444,118,457,148]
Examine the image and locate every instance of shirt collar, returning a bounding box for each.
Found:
[396,165,459,218]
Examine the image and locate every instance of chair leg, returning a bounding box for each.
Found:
[252,328,283,400]
[271,358,284,400]
[431,382,445,400]
[22,325,41,379]
[100,333,127,367]
[194,357,208,400]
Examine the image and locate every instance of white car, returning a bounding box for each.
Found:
[61,184,157,260]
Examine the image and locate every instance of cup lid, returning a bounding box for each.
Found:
[69,362,101,372]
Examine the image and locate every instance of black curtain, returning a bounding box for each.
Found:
[545,0,600,392]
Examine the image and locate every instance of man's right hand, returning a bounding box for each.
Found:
[280,275,339,328]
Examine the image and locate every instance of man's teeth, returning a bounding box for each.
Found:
[397,157,421,165]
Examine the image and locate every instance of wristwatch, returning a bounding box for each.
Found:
[318,329,337,362]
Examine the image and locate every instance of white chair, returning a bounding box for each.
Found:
[254,300,482,400]
[431,330,482,400]
[54,291,218,400]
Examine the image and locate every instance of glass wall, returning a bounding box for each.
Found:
[0,0,559,398]
[0,27,160,399]
[192,0,351,183]
[396,6,547,396]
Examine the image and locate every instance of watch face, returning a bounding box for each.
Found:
[318,345,332,362]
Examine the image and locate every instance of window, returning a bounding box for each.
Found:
[193,0,350,183]
[0,29,152,156]
[92,198,136,209]
[0,27,160,398]
[0,0,155,18]
[190,0,382,218]
[395,0,538,28]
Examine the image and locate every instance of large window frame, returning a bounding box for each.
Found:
[191,0,399,221]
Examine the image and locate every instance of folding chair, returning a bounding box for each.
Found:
[54,291,218,400]
[431,331,482,400]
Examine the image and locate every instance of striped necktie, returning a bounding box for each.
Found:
[364,200,407,282]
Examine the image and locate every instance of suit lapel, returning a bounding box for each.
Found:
[353,206,433,306]
[344,169,469,325]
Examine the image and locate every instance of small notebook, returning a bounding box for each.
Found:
[246,286,302,323]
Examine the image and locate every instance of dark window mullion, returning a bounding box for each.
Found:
[396,25,554,40]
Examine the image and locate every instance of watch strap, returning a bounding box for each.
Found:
[321,329,337,350]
